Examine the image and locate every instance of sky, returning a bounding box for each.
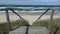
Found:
[0,0,60,5]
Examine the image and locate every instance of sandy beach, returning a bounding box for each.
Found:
[0,12,60,25]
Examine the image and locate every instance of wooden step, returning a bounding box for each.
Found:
[9,26,49,34]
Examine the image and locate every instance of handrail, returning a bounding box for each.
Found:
[0,8,26,31]
[5,8,25,31]
[35,9,54,34]
[1,7,59,34]
[35,8,50,21]
[9,9,24,31]
[9,8,22,19]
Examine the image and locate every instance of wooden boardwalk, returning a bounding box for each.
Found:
[9,26,49,34]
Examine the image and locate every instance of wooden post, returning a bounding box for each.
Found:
[49,9,54,34]
[5,9,11,31]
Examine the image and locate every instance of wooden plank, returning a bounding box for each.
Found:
[9,27,49,34]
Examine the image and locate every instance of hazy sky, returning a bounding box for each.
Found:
[0,0,60,5]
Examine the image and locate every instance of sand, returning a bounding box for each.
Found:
[0,13,60,25]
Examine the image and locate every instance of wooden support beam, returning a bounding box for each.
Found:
[5,9,11,31]
[9,9,22,20]
[36,9,50,21]
[49,9,54,34]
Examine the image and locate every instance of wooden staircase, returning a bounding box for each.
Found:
[9,26,49,34]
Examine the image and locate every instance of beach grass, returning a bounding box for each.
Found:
[32,18,60,34]
[0,19,29,34]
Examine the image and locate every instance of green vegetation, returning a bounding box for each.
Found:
[0,19,29,34]
[0,17,60,34]
[0,23,9,34]
[11,19,29,27]
[32,18,60,34]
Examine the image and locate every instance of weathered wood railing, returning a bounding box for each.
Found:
[0,8,60,34]
[0,8,25,31]
[35,8,54,34]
